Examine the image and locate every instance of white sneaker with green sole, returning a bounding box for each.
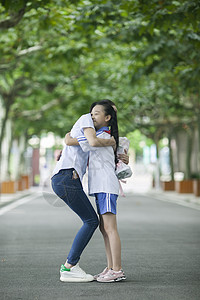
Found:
[60,264,94,282]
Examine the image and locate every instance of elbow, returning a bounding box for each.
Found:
[88,141,96,147]
[65,138,69,146]
[64,135,69,145]
[88,138,97,147]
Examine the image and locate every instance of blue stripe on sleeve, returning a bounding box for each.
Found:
[77,136,87,142]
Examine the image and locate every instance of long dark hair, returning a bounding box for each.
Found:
[90,99,116,112]
[90,100,119,165]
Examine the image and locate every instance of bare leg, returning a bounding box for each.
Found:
[101,213,121,271]
[99,215,113,269]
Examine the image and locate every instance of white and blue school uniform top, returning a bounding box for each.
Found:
[52,113,94,181]
[77,126,119,196]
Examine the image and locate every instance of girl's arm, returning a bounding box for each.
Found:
[84,128,116,148]
[65,130,129,164]
[65,133,79,146]
[65,128,116,148]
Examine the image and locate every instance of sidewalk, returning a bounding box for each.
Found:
[121,173,200,211]
[0,179,200,211]
[146,188,200,211]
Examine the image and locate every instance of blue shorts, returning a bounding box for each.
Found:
[94,193,118,215]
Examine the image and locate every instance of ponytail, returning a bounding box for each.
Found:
[110,110,119,165]
[91,100,119,165]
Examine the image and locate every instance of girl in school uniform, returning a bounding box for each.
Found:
[66,101,126,283]
[51,113,116,282]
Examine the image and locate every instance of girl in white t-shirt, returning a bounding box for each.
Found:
[66,101,126,283]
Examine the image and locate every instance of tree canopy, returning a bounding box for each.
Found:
[0,0,199,141]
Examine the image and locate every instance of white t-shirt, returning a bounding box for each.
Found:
[77,126,119,196]
[52,113,94,181]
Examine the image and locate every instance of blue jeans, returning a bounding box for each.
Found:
[51,168,99,265]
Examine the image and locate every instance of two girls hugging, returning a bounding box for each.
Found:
[51,99,129,283]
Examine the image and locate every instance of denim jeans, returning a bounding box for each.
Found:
[51,168,99,265]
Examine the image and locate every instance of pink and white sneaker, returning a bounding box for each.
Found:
[94,267,108,280]
[97,268,126,283]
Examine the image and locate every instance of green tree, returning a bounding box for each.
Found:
[0,0,199,181]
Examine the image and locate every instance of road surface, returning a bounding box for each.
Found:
[0,189,200,300]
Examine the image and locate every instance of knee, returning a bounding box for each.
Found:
[99,222,113,237]
[103,224,116,236]
[94,217,99,229]
[88,216,99,230]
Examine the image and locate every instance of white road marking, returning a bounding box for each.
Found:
[0,193,41,216]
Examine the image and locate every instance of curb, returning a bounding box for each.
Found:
[146,190,200,211]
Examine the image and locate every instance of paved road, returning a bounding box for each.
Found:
[0,190,200,300]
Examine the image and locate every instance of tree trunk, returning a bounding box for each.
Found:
[19,134,28,178]
[197,115,200,178]
[0,97,13,167]
[154,137,160,189]
[168,134,174,181]
[185,128,193,180]
[0,119,12,181]
[7,123,14,179]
